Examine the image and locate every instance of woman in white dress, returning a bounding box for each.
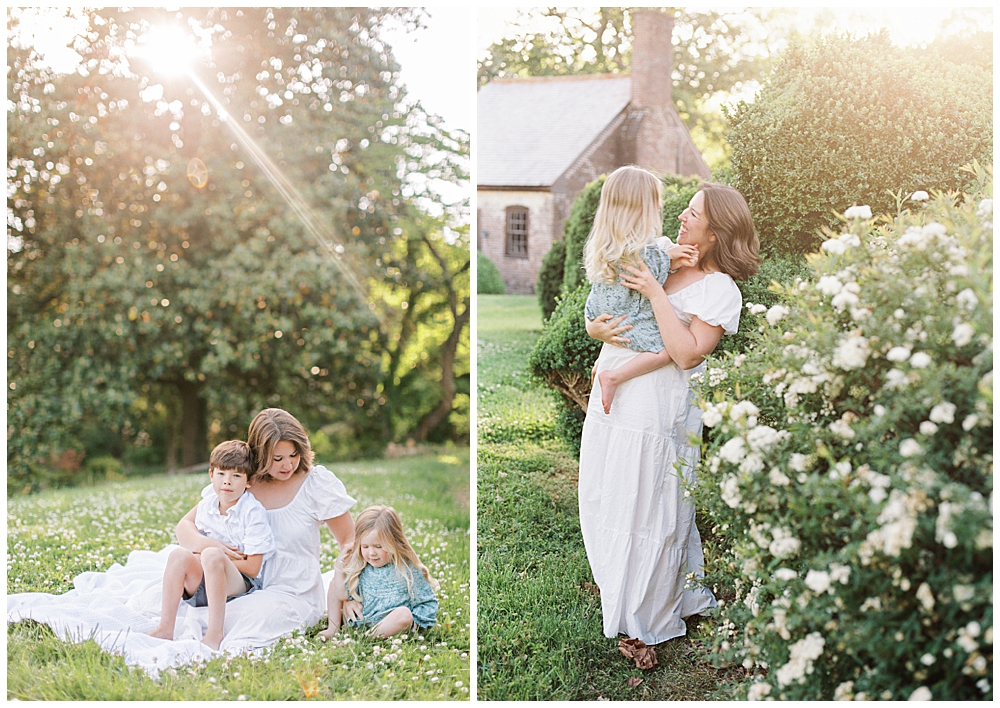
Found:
[7,408,358,675]
[580,183,760,645]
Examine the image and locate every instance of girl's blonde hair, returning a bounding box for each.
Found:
[247,408,315,482]
[583,166,663,284]
[343,506,437,601]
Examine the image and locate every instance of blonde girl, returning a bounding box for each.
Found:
[583,165,698,413]
[320,506,438,639]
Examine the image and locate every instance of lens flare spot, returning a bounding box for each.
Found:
[186,158,208,189]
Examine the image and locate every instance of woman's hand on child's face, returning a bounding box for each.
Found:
[587,313,633,346]
[620,260,664,299]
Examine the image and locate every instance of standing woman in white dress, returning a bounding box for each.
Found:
[581,182,760,646]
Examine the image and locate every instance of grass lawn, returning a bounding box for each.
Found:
[7,450,470,700]
[477,294,743,700]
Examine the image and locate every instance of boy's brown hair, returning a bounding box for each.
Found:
[209,440,255,480]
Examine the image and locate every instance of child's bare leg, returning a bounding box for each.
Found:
[370,607,414,638]
[148,548,203,640]
[319,564,348,641]
[200,547,248,651]
[597,349,672,414]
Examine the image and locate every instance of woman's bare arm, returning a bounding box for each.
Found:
[324,511,355,550]
[620,262,725,369]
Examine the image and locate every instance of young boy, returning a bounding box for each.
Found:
[147,440,275,650]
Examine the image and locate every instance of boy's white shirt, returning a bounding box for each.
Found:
[194,490,276,562]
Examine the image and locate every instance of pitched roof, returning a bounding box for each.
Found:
[477,74,632,188]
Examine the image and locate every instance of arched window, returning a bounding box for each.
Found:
[505,206,528,258]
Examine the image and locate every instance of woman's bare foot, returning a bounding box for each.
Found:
[598,370,619,414]
[146,625,174,641]
[317,627,340,642]
[201,632,222,651]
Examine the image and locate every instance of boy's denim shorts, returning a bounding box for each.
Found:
[183,572,263,607]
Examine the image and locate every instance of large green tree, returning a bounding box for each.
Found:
[7,7,468,491]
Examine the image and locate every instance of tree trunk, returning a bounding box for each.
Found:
[178,379,209,468]
[412,296,470,441]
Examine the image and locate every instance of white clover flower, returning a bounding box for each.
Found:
[915,582,935,611]
[766,304,790,326]
[747,682,772,701]
[774,568,798,581]
[769,467,791,486]
[899,439,922,458]
[873,404,887,417]
[909,352,932,369]
[817,275,844,296]
[720,475,741,508]
[919,421,938,435]
[748,303,767,315]
[929,402,956,424]
[702,405,723,428]
[886,346,911,362]
[832,333,870,370]
[962,414,979,431]
[805,569,832,594]
[908,686,932,701]
[956,288,979,312]
[844,205,872,219]
[719,436,747,464]
[910,190,929,202]
[952,322,975,347]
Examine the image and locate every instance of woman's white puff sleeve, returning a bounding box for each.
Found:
[689,274,743,335]
[303,465,357,521]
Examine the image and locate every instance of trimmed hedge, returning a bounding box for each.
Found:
[727,31,993,257]
[477,251,506,294]
[536,238,566,321]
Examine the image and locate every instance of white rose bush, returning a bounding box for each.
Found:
[692,167,992,700]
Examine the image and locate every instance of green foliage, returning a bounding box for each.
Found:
[477,251,506,294]
[536,239,565,321]
[7,451,470,699]
[727,32,993,257]
[661,176,701,241]
[7,8,469,490]
[561,176,606,295]
[691,171,993,700]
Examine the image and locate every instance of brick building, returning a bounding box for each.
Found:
[477,9,710,294]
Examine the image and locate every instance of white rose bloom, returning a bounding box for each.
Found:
[775,632,825,687]
[730,400,760,421]
[909,352,932,369]
[766,304,790,326]
[844,205,872,219]
[915,582,935,611]
[956,288,978,311]
[769,528,801,559]
[747,683,772,701]
[919,421,938,435]
[952,322,975,347]
[829,563,851,584]
[908,686,932,701]
[873,404,887,417]
[829,418,855,440]
[899,438,922,457]
[885,368,909,389]
[886,346,911,362]
[769,467,791,486]
[774,568,798,581]
[835,681,855,700]
[831,289,860,311]
[929,402,956,424]
[832,333,870,370]
[789,453,810,472]
[805,569,832,594]
[748,303,767,315]
[719,436,747,464]
[746,425,779,451]
[720,475,741,509]
[740,452,765,474]
[978,198,993,217]
[962,414,979,431]
[822,238,848,255]
[910,190,929,201]
[817,275,844,296]
[702,405,723,428]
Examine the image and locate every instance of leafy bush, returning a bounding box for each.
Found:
[537,239,566,321]
[478,251,506,294]
[528,285,602,417]
[661,176,700,241]
[83,455,125,483]
[561,177,606,295]
[727,32,993,257]
[691,167,993,700]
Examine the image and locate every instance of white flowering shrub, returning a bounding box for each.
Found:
[692,167,993,700]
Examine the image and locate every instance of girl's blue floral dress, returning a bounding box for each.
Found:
[347,563,438,629]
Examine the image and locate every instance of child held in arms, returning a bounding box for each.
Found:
[148,440,275,650]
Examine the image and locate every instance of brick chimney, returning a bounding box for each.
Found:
[630,9,674,111]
